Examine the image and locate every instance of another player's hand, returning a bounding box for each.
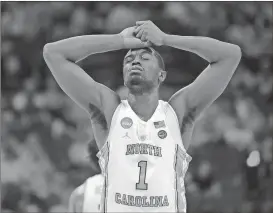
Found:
[119,27,151,49]
[134,20,166,46]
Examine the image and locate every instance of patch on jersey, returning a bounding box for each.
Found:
[120,117,133,129]
[153,120,166,129]
[158,130,167,139]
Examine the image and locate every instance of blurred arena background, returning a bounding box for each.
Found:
[1,2,272,213]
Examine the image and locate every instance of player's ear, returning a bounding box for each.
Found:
[158,70,167,83]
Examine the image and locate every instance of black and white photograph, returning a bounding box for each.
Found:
[1,1,272,213]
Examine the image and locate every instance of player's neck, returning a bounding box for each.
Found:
[127,92,159,121]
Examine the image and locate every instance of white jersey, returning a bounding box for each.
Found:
[82,174,103,212]
[97,100,192,213]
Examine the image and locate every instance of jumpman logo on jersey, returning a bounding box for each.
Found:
[123,132,131,139]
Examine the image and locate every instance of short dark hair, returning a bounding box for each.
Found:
[125,47,165,71]
[148,47,165,71]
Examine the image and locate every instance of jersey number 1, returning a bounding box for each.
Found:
[136,161,148,190]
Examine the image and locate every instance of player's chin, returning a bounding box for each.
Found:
[127,79,155,95]
[126,79,143,92]
[127,76,144,86]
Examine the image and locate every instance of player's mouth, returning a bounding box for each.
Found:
[130,66,143,75]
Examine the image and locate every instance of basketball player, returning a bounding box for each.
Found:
[44,21,241,212]
[68,139,103,212]
[68,173,103,213]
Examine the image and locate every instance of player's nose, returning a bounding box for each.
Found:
[132,61,141,66]
[132,54,141,64]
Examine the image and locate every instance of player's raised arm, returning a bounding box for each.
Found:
[43,27,151,126]
[165,34,241,122]
[135,20,241,124]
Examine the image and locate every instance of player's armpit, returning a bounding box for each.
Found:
[168,87,189,126]
[168,91,195,149]
[89,103,108,130]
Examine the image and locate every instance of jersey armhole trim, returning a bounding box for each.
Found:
[165,101,192,159]
[96,103,122,158]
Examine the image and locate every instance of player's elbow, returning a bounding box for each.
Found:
[227,44,242,61]
[43,43,66,65]
[43,43,55,59]
[232,45,242,59]
[231,45,242,67]
[219,44,241,66]
[43,43,73,64]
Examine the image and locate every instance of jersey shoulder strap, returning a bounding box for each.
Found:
[161,100,191,156]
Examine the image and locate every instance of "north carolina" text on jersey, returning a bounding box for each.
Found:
[125,143,162,157]
[115,193,169,207]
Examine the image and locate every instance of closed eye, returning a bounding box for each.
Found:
[141,53,151,60]
[124,56,134,63]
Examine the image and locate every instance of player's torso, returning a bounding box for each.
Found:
[97,100,191,213]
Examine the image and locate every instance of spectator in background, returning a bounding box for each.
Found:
[2,183,24,212]
[242,143,262,213]
[193,161,214,192]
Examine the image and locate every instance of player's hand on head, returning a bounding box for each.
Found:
[134,20,166,46]
[119,26,151,49]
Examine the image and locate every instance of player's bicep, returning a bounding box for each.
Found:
[43,50,102,114]
[185,57,240,118]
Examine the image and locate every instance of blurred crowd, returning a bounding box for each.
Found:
[1,2,272,213]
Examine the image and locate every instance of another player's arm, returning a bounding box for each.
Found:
[68,184,85,213]
[43,28,150,128]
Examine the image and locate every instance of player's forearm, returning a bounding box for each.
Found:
[43,34,124,62]
[163,34,241,63]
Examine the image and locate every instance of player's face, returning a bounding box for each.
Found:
[123,48,162,94]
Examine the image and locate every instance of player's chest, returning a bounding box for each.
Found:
[118,116,170,142]
[111,117,178,168]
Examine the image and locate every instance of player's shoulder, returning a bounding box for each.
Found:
[86,174,104,186]
[69,183,85,213]
[70,174,103,200]
[70,183,85,200]
[159,99,178,115]
[69,175,103,213]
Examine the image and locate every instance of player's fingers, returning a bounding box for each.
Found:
[143,40,152,47]
[141,32,147,42]
[136,29,144,39]
[134,26,141,35]
[136,21,146,25]
[135,24,147,31]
